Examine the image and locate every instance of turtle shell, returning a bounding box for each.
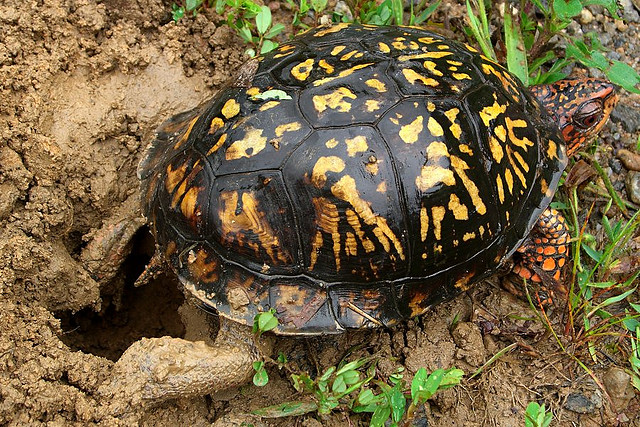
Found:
[138,23,567,335]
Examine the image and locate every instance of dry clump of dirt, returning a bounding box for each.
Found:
[1,0,638,425]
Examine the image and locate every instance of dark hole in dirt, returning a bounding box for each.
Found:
[56,227,185,361]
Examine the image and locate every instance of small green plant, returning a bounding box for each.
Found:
[339,0,440,26]
[525,402,553,427]
[465,0,640,91]
[251,309,279,387]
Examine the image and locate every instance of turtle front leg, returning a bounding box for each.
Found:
[98,317,263,414]
[504,208,570,305]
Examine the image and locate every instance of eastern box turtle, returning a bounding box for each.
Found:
[138,23,617,335]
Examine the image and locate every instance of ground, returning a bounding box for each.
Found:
[1,0,639,425]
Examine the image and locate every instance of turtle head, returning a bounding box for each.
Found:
[531,78,618,157]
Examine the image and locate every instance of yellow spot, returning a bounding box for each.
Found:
[225,127,268,160]
[365,100,381,112]
[376,181,386,193]
[402,69,438,87]
[479,225,485,237]
[340,50,359,61]
[315,23,349,37]
[246,87,260,96]
[366,156,381,175]
[496,175,505,203]
[427,117,444,137]
[165,162,187,194]
[504,169,514,194]
[479,95,507,126]
[222,99,240,119]
[431,206,445,240]
[259,101,280,111]
[541,178,549,196]
[450,155,487,215]
[392,40,407,50]
[325,138,339,148]
[332,175,405,260]
[489,136,504,163]
[291,58,315,81]
[311,156,346,188]
[275,122,302,137]
[365,78,387,92]
[345,232,357,256]
[422,61,443,76]
[494,124,507,142]
[463,232,475,241]
[209,117,225,134]
[512,150,530,172]
[318,59,334,74]
[331,45,346,56]
[345,209,375,253]
[180,186,200,220]
[416,142,456,191]
[418,36,437,44]
[420,206,429,241]
[345,135,368,157]
[378,42,390,53]
[547,140,558,159]
[312,87,356,113]
[465,44,478,52]
[448,194,469,220]
[314,63,374,86]
[206,133,227,156]
[447,60,462,66]
[399,116,423,144]
[398,51,453,61]
[459,144,472,155]
[427,102,436,112]
[309,230,324,271]
[452,73,471,80]
[172,116,199,150]
[505,117,534,150]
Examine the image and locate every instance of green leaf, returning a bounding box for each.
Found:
[358,388,375,405]
[606,60,640,94]
[260,39,278,54]
[391,0,403,25]
[256,5,272,35]
[311,0,327,13]
[264,22,285,39]
[552,0,582,20]
[414,0,441,25]
[411,367,428,400]
[371,404,392,427]
[332,374,346,394]
[253,361,269,386]
[253,401,318,417]
[251,89,292,100]
[503,5,528,85]
[185,0,201,11]
[340,369,361,385]
[237,25,254,43]
[389,385,406,422]
[171,4,185,21]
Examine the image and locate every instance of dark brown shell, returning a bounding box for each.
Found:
[138,23,567,334]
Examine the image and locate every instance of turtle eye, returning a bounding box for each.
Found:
[573,100,603,130]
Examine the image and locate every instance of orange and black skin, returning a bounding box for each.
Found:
[509,79,617,302]
[139,24,617,335]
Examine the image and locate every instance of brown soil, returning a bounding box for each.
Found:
[1,0,638,425]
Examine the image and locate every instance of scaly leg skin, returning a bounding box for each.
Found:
[504,208,570,306]
[98,317,261,415]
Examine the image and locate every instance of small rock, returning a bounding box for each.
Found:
[626,171,640,204]
[610,103,640,133]
[580,8,594,24]
[451,322,486,367]
[564,391,602,414]
[603,367,636,410]
[617,149,640,171]
[620,0,640,22]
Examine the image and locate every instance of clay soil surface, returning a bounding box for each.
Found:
[1,0,639,425]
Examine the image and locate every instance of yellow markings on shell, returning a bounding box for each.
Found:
[259,101,280,111]
[450,155,487,215]
[415,141,455,191]
[547,139,559,159]
[246,87,260,96]
[488,136,504,163]
[398,51,453,61]
[418,36,437,44]
[481,63,518,98]
[511,150,530,172]
[315,23,349,37]
[345,135,368,157]
[392,39,407,50]
[479,95,507,126]
[447,60,462,66]
[496,174,505,203]
[427,102,436,112]
[504,168,514,194]
[366,156,381,175]
[219,191,289,264]
[408,41,419,50]
[431,206,445,240]
[169,161,200,210]
[402,69,438,87]
[340,50,360,61]
[465,44,478,52]
[365,100,381,112]
[345,232,358,256]
[494,124,507,142]
[479,225,485,237]
[310,197,341,271]
[452,73,471,80]
[209,117,225,134]
[448,194,469,220]
[225,127,268,160]
[365,78,387,92]
[274,44,295,58]
[331,175,405,260]
[541,178,552,197]
[314,63,374,86]
[325,138,339,148]
[312,87,356,113]
[345,208,375,253]
[311,156,346,188]
[275,122,302,137]
[187,248,219,284]
[427,116,444,137]
[221,99,240,119]
[420,206,429,241]
[165,162,188,195]
[206,133,227,156]
[173,116,199,150]
[463,232,475,241]
[459,144,472,155]
[331,45,346,56]
[378,42,391,53]
[180,186,200,221]
[437,44,449,50]
[423,61,443,76]
[507,147,527,187]
[318,59,334,74]
[505,117,534,150]
[376,181,386,192]
[291,58,315,81]
[399,116,423,144]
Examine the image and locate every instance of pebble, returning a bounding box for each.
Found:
[564,391,602,414]
[620,0,640,22]
[580,9,594,24]
[610,104,640,133]
[602,367,636,410]
[626,171,640,204]
[618,149,640,171]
